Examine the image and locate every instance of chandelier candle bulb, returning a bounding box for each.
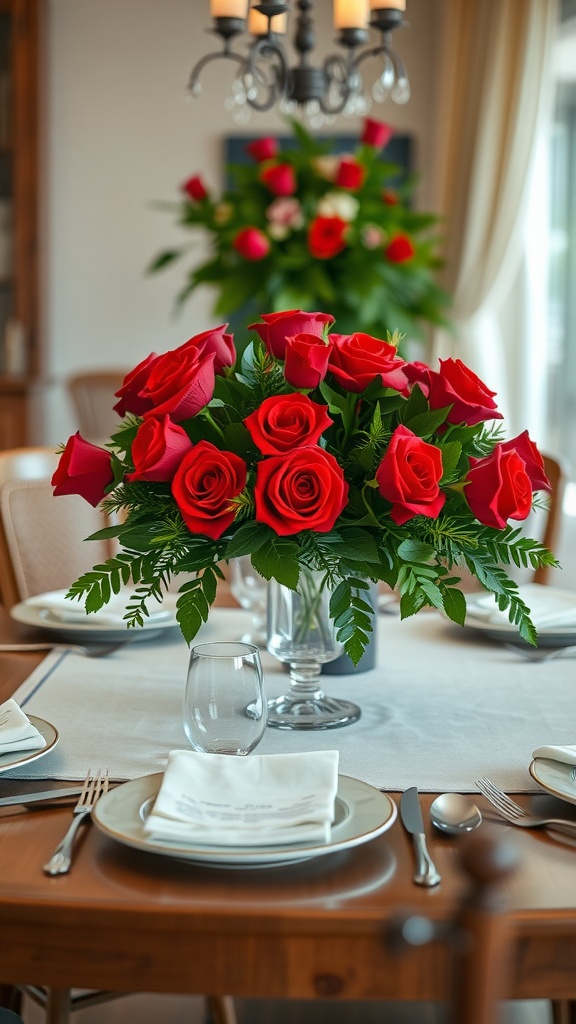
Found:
[371,0,406,10]
[248,8,288,34]
[334,0,369,30]
[211,0,248,17]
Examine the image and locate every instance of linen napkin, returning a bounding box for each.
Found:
[532,744,576,766]
[143,749,339,847]
[466,584,576,630]
[0,698,46,754]
[26,589,172,627]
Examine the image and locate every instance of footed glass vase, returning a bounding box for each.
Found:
[266,570,361,730]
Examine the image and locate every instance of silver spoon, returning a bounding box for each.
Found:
[430,793,483,835]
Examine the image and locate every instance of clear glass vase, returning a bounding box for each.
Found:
[266,569,361,730]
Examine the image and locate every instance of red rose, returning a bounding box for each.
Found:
[249,310,334,359]
[254,446,348,535]
[307,216,348,259]
[244,394,332,455]
[260,162,296,196]
[113,352,159,418]
[385,234,415,262]
[327,332,409,393]
[181,174,208,202]
[427,359,503,426]
[284,333,332,389]
[465,446,532,530]
[501,430,551,492]
[375,425,445,526]
[171,441,247,540]
[140,347,216,422]
[127,416,193,483]
[335,158,365,191]
[361,118,393,149]
[383,189,398,205]
[246,137,278,163]
[405,361,432,393]
[232,227,270,261]
[181,325,235,374]
[52,432,114,508]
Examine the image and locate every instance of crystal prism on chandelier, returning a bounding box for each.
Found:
[189,0,410,127]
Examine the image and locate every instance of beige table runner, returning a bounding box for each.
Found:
[6,607,576,792]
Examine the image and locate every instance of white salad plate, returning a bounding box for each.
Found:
[463,584,576,649]
[10,590,179,644]
[529,757,576,807]
[93,772,397,868]
[0,716,59,774]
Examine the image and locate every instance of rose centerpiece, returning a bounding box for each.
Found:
[148,117,450,348]
[53,309,557,677]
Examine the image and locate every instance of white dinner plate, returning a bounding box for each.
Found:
[0,715,59,774]
[93,772,397,868]
[529,757,576,806]
[10,590,179,643]
[462,585,576,649]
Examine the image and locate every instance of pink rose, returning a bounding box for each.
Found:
[427,359,503,427]
[501,430,551,492]
[246,137,278,163]
[254,447,348,536]
[244,393,332,455]
[385,234,415,262]
[127,416,193,483]
[249,310,335,359]
[140,347,216,422]
[465,446,533,529]
[52,432,114,507]
[260,162,296,196]
[327,332,408,393]
[181,174,208,202]
[181,325,235,374]
[171,441,247,540]
[375,425,445,526]
[284,333,332,389]
[335,158,365,191]
[113,353,159,418]
[361,117,393,149]
[232,227,270,261]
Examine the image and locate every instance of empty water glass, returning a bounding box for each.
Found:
[229,556,267,647]
[183,641,267,755]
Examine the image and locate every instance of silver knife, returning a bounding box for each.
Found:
[400,786,442,887]
[0,787,85,807]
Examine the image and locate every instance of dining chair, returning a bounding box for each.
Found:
[0,446,237,1024]
[0,447,113,610]
[66,370,128,442]
[534,453,568,586]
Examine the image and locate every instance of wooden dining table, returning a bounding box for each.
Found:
[1,596,576,1013]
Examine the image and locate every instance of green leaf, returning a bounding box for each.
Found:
[443,586,467,626]
[397,539,435,562]
[251,538,301,588]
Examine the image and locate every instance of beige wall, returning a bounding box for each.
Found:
[40,0,442,445]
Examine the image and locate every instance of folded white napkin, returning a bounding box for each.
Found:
[466,584,576,630]
[0,698,46,755]
[26,589,171,627]
[143,749,340,847]
[532,744,576,766]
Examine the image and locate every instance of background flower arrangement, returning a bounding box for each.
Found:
[149,117,450,347]
[53,310,557,665]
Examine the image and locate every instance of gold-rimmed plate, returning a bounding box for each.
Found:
[0,716,59,774]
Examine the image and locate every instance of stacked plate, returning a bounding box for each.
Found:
[10,589,179,644]
[463,583,576,649]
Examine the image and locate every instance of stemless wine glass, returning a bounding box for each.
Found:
[183,641,267,755]
[229,556,268,646]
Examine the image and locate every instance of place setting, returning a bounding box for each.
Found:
[461,582,576,651]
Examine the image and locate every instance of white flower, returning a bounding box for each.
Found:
[266,197,304,232]
[361,223,386,249]
[317,192,360,223]
[312,155,341,182]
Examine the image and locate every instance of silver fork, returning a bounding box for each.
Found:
[476,776,576,835]
[0,642,126,657]
[43,769,109,875]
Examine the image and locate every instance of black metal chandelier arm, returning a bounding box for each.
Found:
[244,35,288,112]
[188,48,246,95]
[320,53,356,116]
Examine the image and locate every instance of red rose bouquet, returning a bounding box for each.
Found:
[148,117,450,347]
[53,310,556,664]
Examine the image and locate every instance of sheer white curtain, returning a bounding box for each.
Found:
[431,0,558,433]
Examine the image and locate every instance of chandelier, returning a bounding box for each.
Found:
[188,0,410,127]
